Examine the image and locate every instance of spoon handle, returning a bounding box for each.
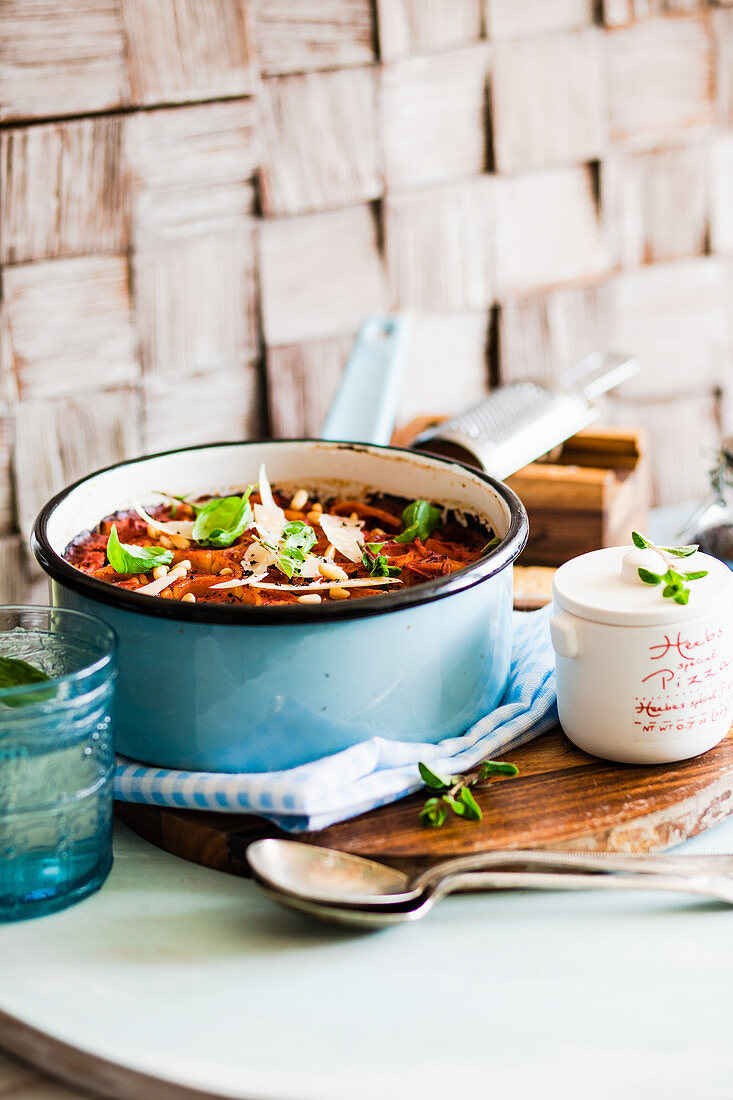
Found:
[410,849,733,893]
[434,869,733,905]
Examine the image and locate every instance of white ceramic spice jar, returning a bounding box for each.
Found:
[551,544,733,764]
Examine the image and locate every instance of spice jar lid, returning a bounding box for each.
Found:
[553,545,733,627]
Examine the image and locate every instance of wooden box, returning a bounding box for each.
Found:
[393,420,650,568]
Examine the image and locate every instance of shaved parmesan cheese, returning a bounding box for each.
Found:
[244,541,279,573]
[209,573,267,590]
[253,464,287,544]
[135,573,179,596]
[300,555,328,579]
[248,577,401,592]
[318,514,365,563]
[132,497,195,539]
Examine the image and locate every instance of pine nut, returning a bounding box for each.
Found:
[311,502,323,513]
[290,489,309,511]
[349,511,359,522]
[152,565,169,580]
[170,534,190,550]
[318,561,348,582]
[218,567,234,576]
[147,525,158,539]
[306,511,321,525]
[297,593,322,604]
[159,535,173,549]
[176,559,192,572]
[329,587,350,600]
[324,544,336,560]
[181,593,196,603]
[169,567,187,581]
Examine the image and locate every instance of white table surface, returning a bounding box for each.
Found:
[4,507,730,1100]
[2,815,733,1100]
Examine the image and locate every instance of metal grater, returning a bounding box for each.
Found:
[411,352,640,479]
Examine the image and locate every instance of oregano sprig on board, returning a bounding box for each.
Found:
[418,759,519,828]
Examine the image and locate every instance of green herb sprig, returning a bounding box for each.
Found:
[192,488,254,548]
[394,499,442,545]
[362,542,401,578]
[418,759,519,828]
[107,525,174,575]
[265,521,317,579]
[0,656,53,708]
[631,531,707,606]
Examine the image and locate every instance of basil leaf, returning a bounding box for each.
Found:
[418,761,452,789]
[637,567,662,586]
[482,535,501,554]
[419,799,447,828]
[107,525,174,574]
[682,570,708,581]
[0,656,53,708]
[674,589,690,605]
[631,531,650,549]
[192,488,253,548]
[362,544,401,578]
[442,794,466,816]
[282,521,316,557]
[394,499,442,544]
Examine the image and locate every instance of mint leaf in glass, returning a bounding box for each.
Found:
[0,656,53,708]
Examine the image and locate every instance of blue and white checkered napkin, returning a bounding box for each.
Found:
[114,605,557,833]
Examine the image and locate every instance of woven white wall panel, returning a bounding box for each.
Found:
[133,230,259,377]
[495,166,609,294]
[711,132,733,253]
[609,258,729,398]
[498,283,611,384]
[399,314,491,421]
[142,369,262,452]
[384,177,494,311]
[491,30,605,172]
[381,45,490,188]
[0,0,129,122]
[0,118,127,265]
[252,0,375,76]
[604,0,707,26]
[603,144,710,267]
[484,0,594,38]
[606,15,715,147]
[266,335,355,437]
[260,205,387,344]
[258,68,381,217]
[122,0,257,106]
[3,255,140,401]
[14,387,142,538]
[377,0,482,61]
[127,102,258,245]
[716,9,733,124]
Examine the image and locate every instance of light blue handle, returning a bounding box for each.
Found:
[320,315,411,445]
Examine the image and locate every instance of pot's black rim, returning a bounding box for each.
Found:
[32,439,529,626]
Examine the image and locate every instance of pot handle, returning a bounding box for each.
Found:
[320,315,411,445]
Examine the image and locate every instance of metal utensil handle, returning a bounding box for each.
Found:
[556,351,640,401]
[320,315,411,445]
[410,849,733,893]
[434,870,732,904]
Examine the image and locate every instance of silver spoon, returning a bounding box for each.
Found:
[246,839,733,927]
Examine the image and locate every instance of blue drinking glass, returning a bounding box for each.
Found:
[0,606,118,920]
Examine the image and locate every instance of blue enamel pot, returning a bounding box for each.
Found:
[32,439,527,773]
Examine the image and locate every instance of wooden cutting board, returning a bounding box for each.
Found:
[115,725,733,877]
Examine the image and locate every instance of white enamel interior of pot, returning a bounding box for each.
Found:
[45,441,513,556]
